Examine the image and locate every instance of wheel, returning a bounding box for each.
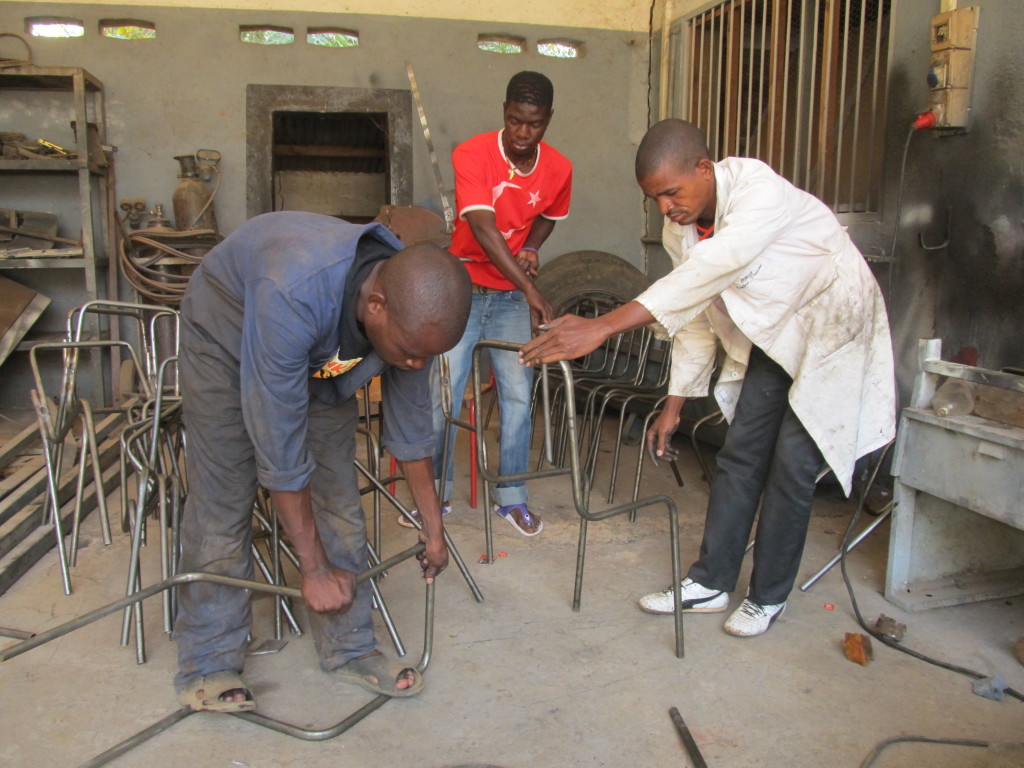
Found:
[534,250,651,315]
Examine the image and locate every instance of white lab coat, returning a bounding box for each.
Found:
[636,157,896,495]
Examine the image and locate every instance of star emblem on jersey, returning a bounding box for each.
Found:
[528,191,542,208]
[312,353,363,379]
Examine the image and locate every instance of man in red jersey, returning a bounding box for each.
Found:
[399,71,572,537]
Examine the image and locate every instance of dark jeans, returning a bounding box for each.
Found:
[174,329,375,692]
[688,346,823,606]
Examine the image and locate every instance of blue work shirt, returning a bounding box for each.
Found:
[180,211,434,493]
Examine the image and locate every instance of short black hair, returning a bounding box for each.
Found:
[379,244,471,347]
[506,71,554,110]
[635,119,711,180]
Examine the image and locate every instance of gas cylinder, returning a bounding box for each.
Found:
[172,154,217,231]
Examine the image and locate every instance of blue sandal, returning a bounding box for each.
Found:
[493,503,543,536]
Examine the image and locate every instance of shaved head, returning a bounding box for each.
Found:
[635,119,711,182]
[378,244,470,347]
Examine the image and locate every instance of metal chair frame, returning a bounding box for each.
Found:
[29,339,150,595]
[0,544,435,768]
[473,340,685,658]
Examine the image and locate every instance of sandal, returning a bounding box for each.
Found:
[178,670,256,712]
[493,504,543,536]
[333,652,423,698]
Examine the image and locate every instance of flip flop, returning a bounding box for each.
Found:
[493,504,543,537]
[177,670,256,712]
[333,653,424,698]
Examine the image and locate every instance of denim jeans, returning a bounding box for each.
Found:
[174,326,375,692]
[687,345,824,606]
[431,289,534,507]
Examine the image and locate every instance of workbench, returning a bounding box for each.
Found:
[885,339,1024,611]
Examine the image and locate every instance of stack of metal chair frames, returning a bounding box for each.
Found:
[530,291,678,507]
[29,301,163,597]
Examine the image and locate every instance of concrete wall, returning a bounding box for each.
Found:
[12,0,655,32]
[653,0,1023,402]
[0,2,651,265]
[4,0,1022,405]
[882,0,1024,399]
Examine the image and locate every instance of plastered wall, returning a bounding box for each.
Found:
[0,2,652,265]
[5,0,654,32]
[882,0,1024,397]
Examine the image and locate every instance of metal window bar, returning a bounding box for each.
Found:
[680,0,890,215]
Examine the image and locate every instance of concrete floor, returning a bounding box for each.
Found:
[1,415,1023,768]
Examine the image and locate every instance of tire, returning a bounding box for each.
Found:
[534,250,651,315]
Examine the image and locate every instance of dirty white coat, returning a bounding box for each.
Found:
[636,157,896,495]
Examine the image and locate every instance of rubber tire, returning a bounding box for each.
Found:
[534,250,651,315]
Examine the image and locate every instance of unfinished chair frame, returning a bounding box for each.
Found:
[29,339,150,595]
[473,340,685,658]
[0,544,435,768]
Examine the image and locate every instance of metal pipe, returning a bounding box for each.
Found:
[71,568,435,767]
[1,544,425,663]
[669,707,709,768]
[472,340,684,658]
[800,502,893,591]
[352,459,484,604]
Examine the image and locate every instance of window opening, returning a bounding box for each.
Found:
[27,18,85,38]
[477,35,525,54]
[272,111,388,223]
[677,0,892,214]
[307,28,359,47]
[537,39,582,59]
[240,26,294,45]
[100,20,156,40]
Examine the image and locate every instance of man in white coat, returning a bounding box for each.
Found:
[520,119,895,637]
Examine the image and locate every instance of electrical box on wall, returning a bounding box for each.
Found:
[926,5,980,132]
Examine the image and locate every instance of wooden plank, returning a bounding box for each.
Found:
[0,420,41,472]
[0,433,121,560]
[0,457,121,597]
[0,409,124,529]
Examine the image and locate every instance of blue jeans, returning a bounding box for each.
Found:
[431,289,534,507]
[688,346,824,606]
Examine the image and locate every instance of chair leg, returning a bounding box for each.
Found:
[469,399,477,509]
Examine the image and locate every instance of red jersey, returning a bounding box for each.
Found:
[450,130,572,289]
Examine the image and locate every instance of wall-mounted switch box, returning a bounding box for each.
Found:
[927,6,979,131]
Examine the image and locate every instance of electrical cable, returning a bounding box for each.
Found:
[838,446,1024,702]
[885,124,917,299]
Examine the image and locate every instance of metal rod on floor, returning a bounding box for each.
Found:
[799,502,893,592]
[0,544,425,663]
[76,708,196,768]
[71,574,435,766]
[669,707,709,768]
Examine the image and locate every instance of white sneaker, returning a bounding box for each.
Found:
[638,578,729,615]
[723,599,786,637]
[396,503,451,529]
